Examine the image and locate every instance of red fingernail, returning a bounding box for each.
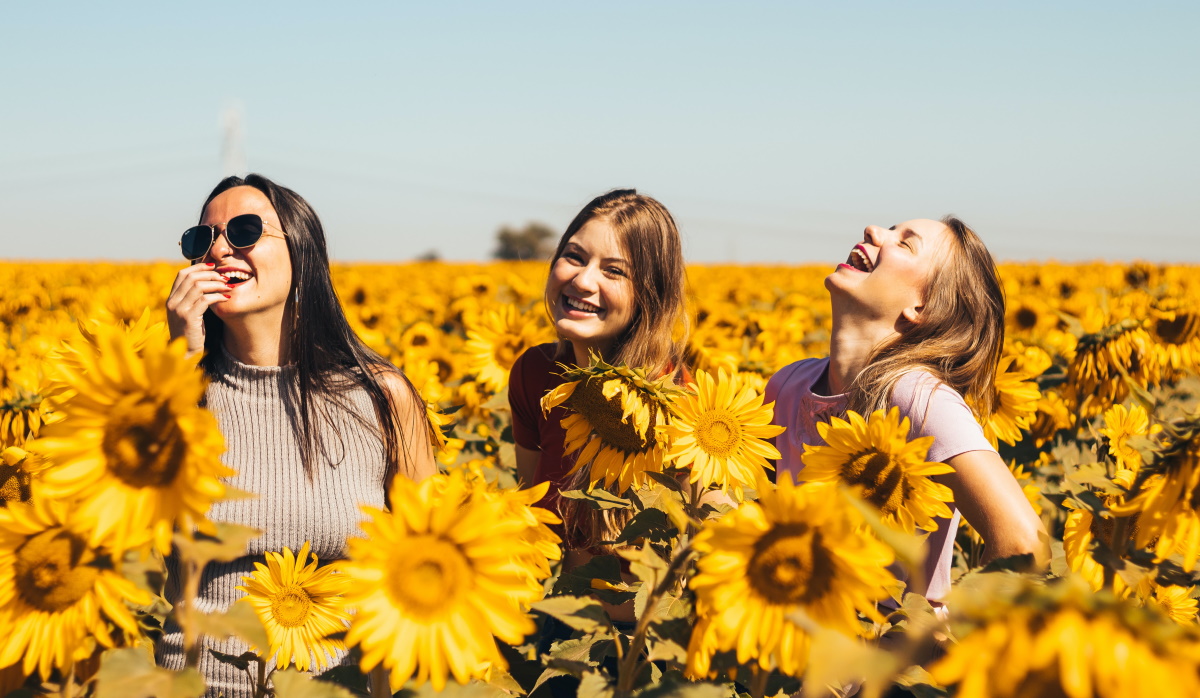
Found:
[223,294,231,298]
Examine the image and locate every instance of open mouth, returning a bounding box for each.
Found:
[846,245,874,273]
[220,269,254,286]
[563,294,603,315]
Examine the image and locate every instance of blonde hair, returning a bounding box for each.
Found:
[846,216,1005,421]
[547,189,689,550]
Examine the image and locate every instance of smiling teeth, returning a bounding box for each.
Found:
[849,248,873,272]
[223,270,252,282]
[565,296,602,313]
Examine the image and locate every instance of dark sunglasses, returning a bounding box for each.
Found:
[179,213,288,261]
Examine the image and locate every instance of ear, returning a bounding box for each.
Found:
[900,304,924,327]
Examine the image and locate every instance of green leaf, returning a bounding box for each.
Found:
[95,648,206,698]
[207,649,257,671]
[483,667,526,696]
[576,671,615,698]
[614,507,677,544]
[273,668,358,698]
[315,664,371,694]
[561,488,633,510]
[548,636,616,667]
[552,555,636,605]
[980,553,1036,575]
[173,523,262,569]
[192,600,269,651]
[530,667,578,694]
[531,596,611,634]
[644,471,685,493]
[631,675,731,698]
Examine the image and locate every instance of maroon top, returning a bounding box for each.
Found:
[509,342,574,514]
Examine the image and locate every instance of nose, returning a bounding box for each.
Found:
[569,263,601,294]
[863,225,887,246]
[206,227,233,262]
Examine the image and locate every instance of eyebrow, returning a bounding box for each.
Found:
[889,225,922,241]
[564,241,629,265]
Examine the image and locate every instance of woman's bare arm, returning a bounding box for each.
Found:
[940,449,1049,569]
[515,444,540,487]
[380,372,437,482]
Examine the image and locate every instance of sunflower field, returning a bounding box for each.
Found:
[2,259,1200,698]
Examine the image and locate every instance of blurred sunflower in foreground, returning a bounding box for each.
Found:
[931,574,1200,698]
[665,368,783,499]
[31,325,233,555]
[338,469,555,691]
[0,495,150,681]
[543,358,680,493]
[237,541,350,673]
[800,407,954,534]
[687,478,895,678]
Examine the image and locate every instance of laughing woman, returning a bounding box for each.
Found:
[508,189,689,617]
[160,174,436,696]
[765,217,1048,607]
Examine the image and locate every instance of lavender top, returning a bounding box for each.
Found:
[764,357,994,603]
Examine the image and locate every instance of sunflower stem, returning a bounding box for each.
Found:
[180,556,204,669]
[749,663,771,698]
[254,657,268,698]
[614,543,693,695]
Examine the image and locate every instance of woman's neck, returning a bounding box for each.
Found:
[221,315,291,367]
[824,314,895,396]
[569,339,612,368]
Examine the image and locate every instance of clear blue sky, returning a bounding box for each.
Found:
[3,1,1197,263]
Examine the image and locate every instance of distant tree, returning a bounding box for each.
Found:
[493,222,558,261]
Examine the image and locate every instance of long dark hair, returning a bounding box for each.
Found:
[198,174,431,485]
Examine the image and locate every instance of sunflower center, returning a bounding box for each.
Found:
[841,450,911,516]
[0,462,31,503]
[270,584,314,628]
[566,378,653,454]
[14,528,101,612]
[386,538,469,619]
[747,523,834,605]
[1015,307,1038,330]
[102,394,187,488]
[694,410,743,459]
[1156,312,1199,345]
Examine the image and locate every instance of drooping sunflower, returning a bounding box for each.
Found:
[338,470,552,691]
[799,407,954,534]
[542,358,680,493]
[30,324,233,555]
[1148,299,1200,379]
[1099,403,1161,470]
[1111,412,1200,570]
[686,477,896,678]
[1029,390,1073,447]
[0,496,151,680]
[464,305,553,393]
[931,574,1200,698]
[665,368,784,499]
[236,541,351,672]
[1065,309,1154,419]
[980,356,1041,448]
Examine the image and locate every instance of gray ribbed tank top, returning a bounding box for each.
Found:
[156,348,387,697]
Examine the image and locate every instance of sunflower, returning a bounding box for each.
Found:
[686,477,896,678]
[930,574,1200,698]
[1148,299,1200,379]
[1139,582,1199,625]
[1111,412,1200,570]
[0,496,151,680]
[799,407,954,534]
[1061,502,1137,595]
[1099,403,1161,469]
[236,541,350,672]
[0,387,51,448]
[1065,309,1154,419]
[1029,390,1072,447]
[30,324,233,555]
[542,357,680,493]
[338,470,552,691]
[665,368,783,499]
[464,305,552,393]
[980,356,1041,448]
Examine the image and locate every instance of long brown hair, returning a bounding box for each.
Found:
[548,189,689,550]
[846,216,1005,421]
[547,189,689,378]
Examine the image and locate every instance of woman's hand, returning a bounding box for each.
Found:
[166,263,230,356]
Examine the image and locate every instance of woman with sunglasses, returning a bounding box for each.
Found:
[159,174,436,695]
